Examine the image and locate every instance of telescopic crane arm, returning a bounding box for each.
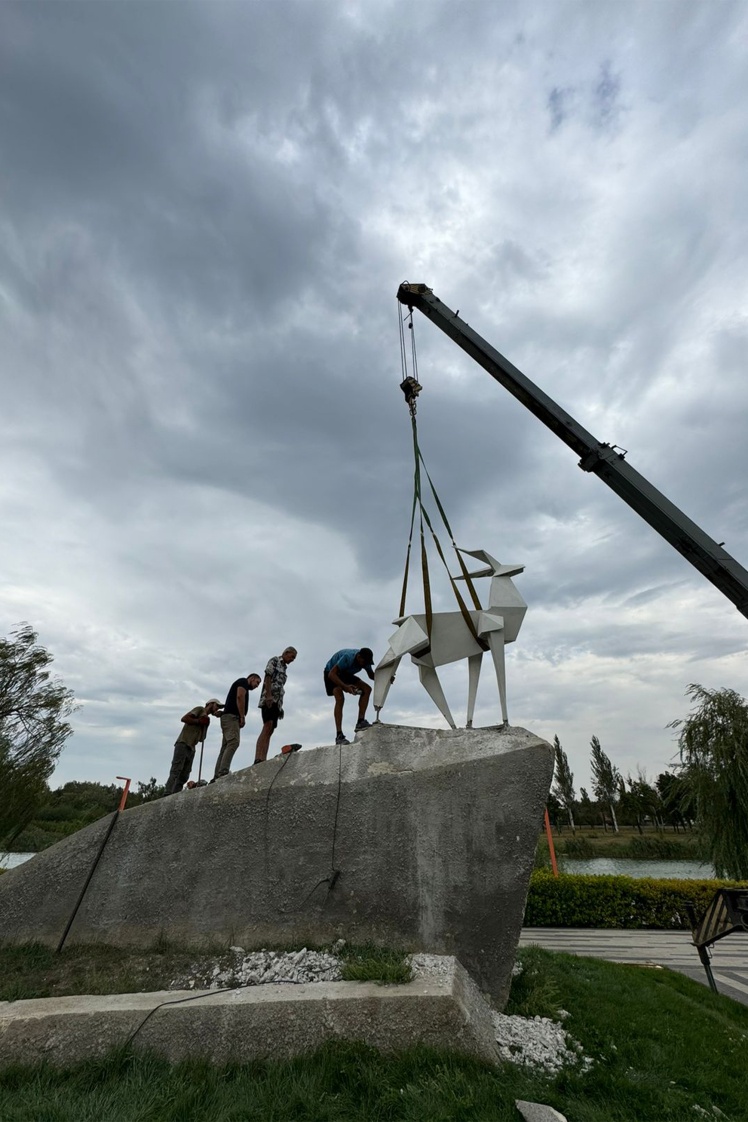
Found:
[397,282,748,621]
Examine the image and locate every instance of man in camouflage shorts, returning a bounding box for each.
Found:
[255,646,297,763]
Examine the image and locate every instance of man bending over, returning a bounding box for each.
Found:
[324,648,375,745]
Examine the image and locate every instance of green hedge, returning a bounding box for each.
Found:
[525,870,748,929]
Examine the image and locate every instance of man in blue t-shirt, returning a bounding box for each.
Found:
[323,647,375,745]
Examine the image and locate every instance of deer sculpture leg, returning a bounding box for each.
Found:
[373,649,402,719]
[466,653,482,728]
[417,664,457,729]
[486,628,509,725]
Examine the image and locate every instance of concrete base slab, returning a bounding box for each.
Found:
[0,957,500,1069]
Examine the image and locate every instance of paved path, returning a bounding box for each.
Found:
[520,928,748,1006]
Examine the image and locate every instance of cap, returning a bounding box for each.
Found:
[205,698,221,708]
[358,647,374,667]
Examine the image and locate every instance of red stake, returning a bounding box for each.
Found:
[116,776,132,812]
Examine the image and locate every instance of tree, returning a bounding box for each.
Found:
[590,734,621,832]
[0,624,76,846]
[656,771,690,832]
[552,735,576,830]
[669,684,748,880]
[619,768,661,834]
[134,777,165,803]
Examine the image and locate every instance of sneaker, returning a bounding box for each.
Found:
[335,732,350,745]
[354,718,371,732]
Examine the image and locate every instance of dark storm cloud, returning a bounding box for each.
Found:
[1,0,747,792]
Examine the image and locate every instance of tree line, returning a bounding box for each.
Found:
[549,735,689,835]
[550,683,748,880]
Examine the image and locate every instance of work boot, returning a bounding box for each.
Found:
[335,731,350,745]
[355,718,371,732]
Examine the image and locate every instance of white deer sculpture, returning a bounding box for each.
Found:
[373,549,527,729]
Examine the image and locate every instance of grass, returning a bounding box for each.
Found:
[0,938,413,1001]
[536,827,702,866]
[1,947,747,1119]
[338,943,413,985]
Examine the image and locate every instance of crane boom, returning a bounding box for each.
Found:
[397,282,748,621]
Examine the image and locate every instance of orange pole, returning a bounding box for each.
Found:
[544,807,559,877]
[116,776,131,812]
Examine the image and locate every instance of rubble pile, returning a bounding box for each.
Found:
[172,946,342,990]
[493,1012,592,1076]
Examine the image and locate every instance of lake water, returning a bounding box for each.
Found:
[2,853,719,878]
[0,853,36,870]
[562,858,715,879]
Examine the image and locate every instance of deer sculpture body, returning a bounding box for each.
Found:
[373,549,527,729]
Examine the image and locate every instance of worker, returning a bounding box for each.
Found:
[255,646,298,763]
[212,673,261,779]
[324,648,375,745]
[165,699,222,794]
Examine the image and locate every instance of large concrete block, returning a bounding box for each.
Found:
[0,724,552,1005]
[0,958,500,1068]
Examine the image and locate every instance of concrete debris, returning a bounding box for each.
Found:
[171,947,342,991]
[409,953,455,982]
[515,1101,568,1121]
[493,1012,593,1076]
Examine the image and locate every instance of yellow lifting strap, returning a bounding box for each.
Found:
[397,297,487,650]
[398,410,488,652]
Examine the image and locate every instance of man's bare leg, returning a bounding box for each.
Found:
[255,721,274,763]
[357,682,371,720]
[333,688,345,734]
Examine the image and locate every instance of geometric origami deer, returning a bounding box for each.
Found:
[373,549,527,729]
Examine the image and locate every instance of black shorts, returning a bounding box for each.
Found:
[261,703,283,728]
[324,669,364,697]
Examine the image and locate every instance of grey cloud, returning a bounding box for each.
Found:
[1,0,747,795]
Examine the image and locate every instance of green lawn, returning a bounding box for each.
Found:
[1,947,746,1120]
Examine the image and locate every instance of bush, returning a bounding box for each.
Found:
[624,835,699,860]
[560,837,596,858]
[525,870,748,929]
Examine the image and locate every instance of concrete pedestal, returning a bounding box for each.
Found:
[0,724,552,1007]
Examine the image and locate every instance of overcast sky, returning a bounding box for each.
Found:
[2,0,747,798]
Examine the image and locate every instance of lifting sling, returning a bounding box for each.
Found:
[397,304,489,652]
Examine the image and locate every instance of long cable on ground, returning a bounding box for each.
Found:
[56,809,120,953]
[121,974,307,1052]
[125,745,348,1047]
[297,741,344,907]
[262,748,293,861]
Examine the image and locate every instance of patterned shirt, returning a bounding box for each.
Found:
[260,655,288,708]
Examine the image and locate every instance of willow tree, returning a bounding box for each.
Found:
[552,735,576,830]
[0,624,76,847]
[670,684,748,880]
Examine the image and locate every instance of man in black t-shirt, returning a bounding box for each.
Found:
[212,672,261,779]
